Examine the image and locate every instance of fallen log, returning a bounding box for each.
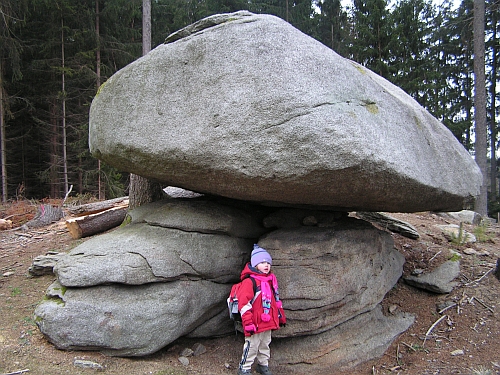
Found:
[65,196,129,216]
[65,205,127,239]
[0,219,13,230]
[356,211,420,239]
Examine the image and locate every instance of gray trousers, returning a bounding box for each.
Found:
[239,330,272,371]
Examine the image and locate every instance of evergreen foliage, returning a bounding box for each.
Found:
[314,0,350,56]
[0,0,498,216]
[388,0,435,101]
[350,0,392,77]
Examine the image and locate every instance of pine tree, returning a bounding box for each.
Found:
[439,0,474,149]
[350,0,392,78]
[486,0,499,204]
[128,0,163,209]
[314,0,350,56]
[0,0,28,201]
[473,0,488,216]
[423,2,457,126]
[388,0,435,102]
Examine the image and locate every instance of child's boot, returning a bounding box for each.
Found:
[256,364,273,375]
[237,367,253,375]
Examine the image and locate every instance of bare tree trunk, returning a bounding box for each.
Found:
[61,17,69,196]
[78,156,83,195]
[489,7,498,203]
[142,0,151,55]
[331,23,334,50]
[473,0,488,217]
[129,174,163,209]
[465,42,473,151]
[129,0,162,209]
[96,0,104,200]
[0,61,7,203]
[50,97,59,198]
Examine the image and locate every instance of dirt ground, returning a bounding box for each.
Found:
[1,201,499,375]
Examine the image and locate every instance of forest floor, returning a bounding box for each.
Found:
[0,200,499,375]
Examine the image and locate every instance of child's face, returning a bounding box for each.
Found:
[256,261,271,274]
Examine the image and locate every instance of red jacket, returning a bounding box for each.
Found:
[237,263,286,336]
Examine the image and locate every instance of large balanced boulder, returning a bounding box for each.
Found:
[89,11,481,213]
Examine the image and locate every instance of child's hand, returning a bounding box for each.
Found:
[278,307,287,327]
[244,324,256,335]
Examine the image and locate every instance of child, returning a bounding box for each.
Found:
[237,244,286,375]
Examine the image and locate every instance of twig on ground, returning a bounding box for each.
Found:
[457,291,467,314]
[433,334,452,342]
[1,369,30,375]
[438,303,457,314]
[464,268,494,286]
[423,315,447,347]
[473,296,495,313]
[429,250,442,262]
[401,342,417,351]
[460,273,472,283]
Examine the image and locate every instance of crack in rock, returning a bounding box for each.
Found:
[165,11,255,44]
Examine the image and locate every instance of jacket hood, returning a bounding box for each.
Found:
[240,262,269,280]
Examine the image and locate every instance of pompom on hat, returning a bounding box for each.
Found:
[251,244,272,267]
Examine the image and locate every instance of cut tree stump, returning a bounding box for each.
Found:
[25,204,64,228]
[65,205,128,239]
